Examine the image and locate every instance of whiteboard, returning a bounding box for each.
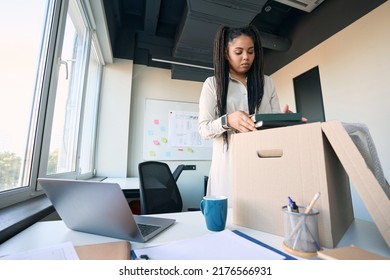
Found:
[143,99,212,160]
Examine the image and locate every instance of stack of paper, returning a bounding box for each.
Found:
[0,242,79,260]
[132,229,288,260]
[0,241,131,260]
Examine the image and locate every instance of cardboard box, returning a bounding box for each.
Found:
[232,120,390,249]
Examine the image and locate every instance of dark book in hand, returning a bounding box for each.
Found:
[250,113,303,130]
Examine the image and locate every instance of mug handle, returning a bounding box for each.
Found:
[200,199,205,215]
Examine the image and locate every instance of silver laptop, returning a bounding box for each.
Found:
[38,178,175,242]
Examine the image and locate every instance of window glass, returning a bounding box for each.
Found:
[47,6,88,175]
[0,0,51,191]
[0,0,104,207]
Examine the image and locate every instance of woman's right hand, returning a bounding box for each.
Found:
[227,111,257,133]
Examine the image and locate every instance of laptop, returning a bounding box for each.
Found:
[38,178,176,242]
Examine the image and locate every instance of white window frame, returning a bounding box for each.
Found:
[38,0,91,179]
[0,0,105,208]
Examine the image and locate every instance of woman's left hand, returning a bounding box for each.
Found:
[283,105,308,122]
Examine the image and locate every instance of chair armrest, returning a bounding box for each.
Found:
[172,164,184,181]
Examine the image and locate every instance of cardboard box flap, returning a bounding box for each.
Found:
[321,120,390,247]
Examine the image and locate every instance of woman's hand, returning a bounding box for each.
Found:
[282,104,293,114]
[283,105,308,122]
[226,111,257,132]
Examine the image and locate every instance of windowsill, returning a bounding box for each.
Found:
[0,177,108,244]
[0,195,54,244]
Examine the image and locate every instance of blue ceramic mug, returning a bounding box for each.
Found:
[200,196,228,231]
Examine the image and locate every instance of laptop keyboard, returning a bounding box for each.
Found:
[137,223,161,237]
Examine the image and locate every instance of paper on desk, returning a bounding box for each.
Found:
[0,242,80,260]
[133,229,285,260]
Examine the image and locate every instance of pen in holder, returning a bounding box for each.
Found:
[281,205,321,258]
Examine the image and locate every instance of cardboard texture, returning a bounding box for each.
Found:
[232,120,390,249]
[75,241,131,260]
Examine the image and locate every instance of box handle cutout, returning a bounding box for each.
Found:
[257,149,283,158]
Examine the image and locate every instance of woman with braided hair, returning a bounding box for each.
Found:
[198,25,293,205]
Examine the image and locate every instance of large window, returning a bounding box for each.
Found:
[0,0,52,194]
[43,1,90,176]
[0,0,104,208]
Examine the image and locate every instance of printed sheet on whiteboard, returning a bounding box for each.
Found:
[168,111,211,148]
[143,99,212,160]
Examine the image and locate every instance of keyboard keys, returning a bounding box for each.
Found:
[137,223,160,237]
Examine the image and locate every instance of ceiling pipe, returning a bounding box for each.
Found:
[151,57,214,70]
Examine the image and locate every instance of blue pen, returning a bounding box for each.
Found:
[288,196,299,213]
[288,196,294,207]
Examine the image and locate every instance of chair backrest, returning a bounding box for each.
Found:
[138,161,183,214]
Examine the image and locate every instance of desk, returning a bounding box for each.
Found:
[103,177,139,198]
[1,209,389,259]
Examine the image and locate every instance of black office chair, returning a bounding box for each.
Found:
[138,161,185,214]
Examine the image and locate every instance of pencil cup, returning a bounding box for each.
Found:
[281,206,320,258]
[200,196,227,232]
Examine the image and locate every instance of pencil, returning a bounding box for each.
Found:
[304,192,321,214]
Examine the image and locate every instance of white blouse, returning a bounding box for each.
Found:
[198,75,281,206]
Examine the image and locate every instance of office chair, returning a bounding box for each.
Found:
[138,161,185,214]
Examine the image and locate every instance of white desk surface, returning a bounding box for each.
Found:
[1,209,389,259]
[102,177,139,190]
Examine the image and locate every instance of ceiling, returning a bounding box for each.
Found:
[102,0,386,82]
